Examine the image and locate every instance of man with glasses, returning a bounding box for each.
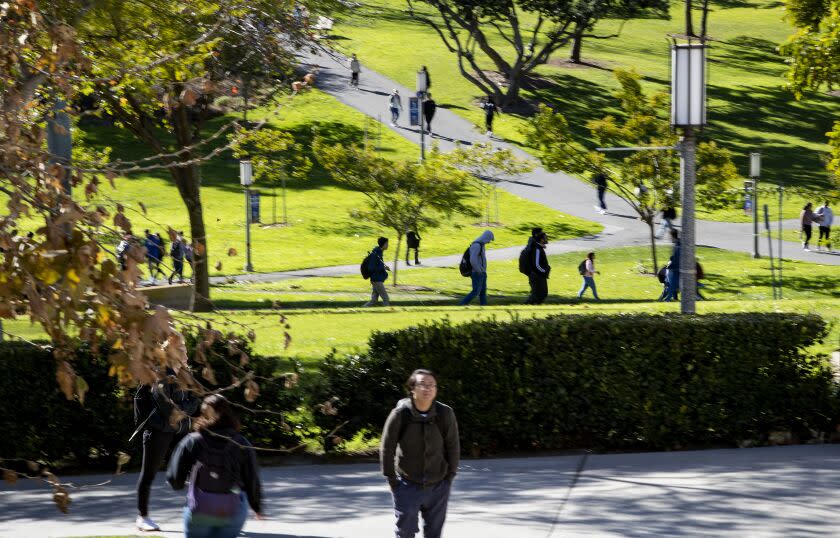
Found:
[380,369,460,538]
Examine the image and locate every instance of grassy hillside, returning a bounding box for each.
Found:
[331,0,840,221]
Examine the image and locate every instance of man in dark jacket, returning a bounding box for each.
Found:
[523,227,542,304]
[422,94,437,135]
[134,375,200,532]
[406,230,421,266]
[381,369,460,538]
[529,231,551,304]
[594,172,608,213]
[364,237,390,306]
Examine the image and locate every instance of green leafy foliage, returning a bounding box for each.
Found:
[318,313,837,452]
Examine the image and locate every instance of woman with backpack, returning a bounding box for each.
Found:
[577,252,600,300]
[167,394,263,538]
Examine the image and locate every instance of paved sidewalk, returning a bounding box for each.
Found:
[2,444,839,537]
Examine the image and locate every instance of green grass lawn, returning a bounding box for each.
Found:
[76,89,599,277]
[331,0,840,221]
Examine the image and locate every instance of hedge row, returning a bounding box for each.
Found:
[318,313,838,452]
[0,335,305,469]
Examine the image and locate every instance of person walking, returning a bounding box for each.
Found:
[801,202,816,251]
[406,230,421,266]
[133,375,200,532]
[593,172,607,214]
[419,65,431,92]
[816,200,833,252]
[380,369,459,538]
[577,251,600,300]
[661,230,681,302]
[522,227,542,304]
[480,97,499,137]
[144,230,164,284]
[422,93,437,136]
[116,232,135,271]
[655,206,677,239]
[459,230,494,306]
[168,234,185,284]
[364,237,391,307]
[349,53,361,87]
[529,232,551,305]
[167,394,264,538]
[389,89,403,127]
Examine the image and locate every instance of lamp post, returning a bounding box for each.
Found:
[750,152,761,258]
[240,160,254,272]
[416,69,428,162]
[671,39,707,315]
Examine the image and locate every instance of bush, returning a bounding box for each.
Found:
[318,313,837,453]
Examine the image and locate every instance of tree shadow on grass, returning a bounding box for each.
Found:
[703,271,840,298]
[507,220,598,239]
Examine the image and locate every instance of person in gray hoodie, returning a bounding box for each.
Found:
[459,230,494,306]
[381,369,460,538]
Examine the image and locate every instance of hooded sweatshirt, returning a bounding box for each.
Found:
[467,230,494,273]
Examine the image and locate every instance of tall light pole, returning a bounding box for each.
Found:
[240,160,254,272]
[750,152,761,258]
[416,69,428,162]
[671,39,707,315]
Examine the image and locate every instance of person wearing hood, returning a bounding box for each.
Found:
[380,369,459,538]
[530,232,551,304]
[459,230,494,306]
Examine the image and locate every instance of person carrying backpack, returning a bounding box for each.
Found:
[406,230,421,266]
[380,369,459,538]
[577,251,600,300]
[167,394,263,537]
[521,227,542,304]
[459,230,494,306]
[529,232,551,304]
[169,235,185,284]
[134,375,200,532]
[364,237,391,307]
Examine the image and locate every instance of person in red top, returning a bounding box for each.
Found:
[800,202,816,251]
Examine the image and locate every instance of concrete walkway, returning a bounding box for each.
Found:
[3,444,840,537]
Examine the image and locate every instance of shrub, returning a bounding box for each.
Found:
[318,313,837,452]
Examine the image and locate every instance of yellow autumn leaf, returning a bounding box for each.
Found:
[66,268,80,285]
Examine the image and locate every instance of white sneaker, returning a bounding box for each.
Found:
[803,247,810,252]
[136,516,160,532]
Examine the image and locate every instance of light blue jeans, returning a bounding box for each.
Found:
[184,493,248,538]
[459,271,487,305]
[578,276,599,299]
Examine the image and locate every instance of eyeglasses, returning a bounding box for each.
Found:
[415,383,437,390]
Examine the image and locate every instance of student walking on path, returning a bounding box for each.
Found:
[577,251,600,300]
[521,227,542,304]
[349,53,361,87]
[655,206,677,239]
[480,97,499,137]
[389,89,403,126]
[816,201,833,252]
[167,394,264,538]
[144,230,164,284]
[459,230,494,306]
[419,66,431,91]
[661,230,681,302]
[593,172,607,214]
[529,232,551,305]
[169,234,185,284]
[406,230,421,266]
[380,369,460,538]
[364,237,391,307]
[423,94,437,135]
[801,202,816,251]
[133,377,200,532]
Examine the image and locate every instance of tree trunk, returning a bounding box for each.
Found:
[570,22,585,64]
[281,175,288,226]
[500,78,522,108]
[699,0,710,38]
[391,233,403,286]
[272,186,277,225]
[685,0,695,37]
[171,165,213,312]
[646,216,659,275]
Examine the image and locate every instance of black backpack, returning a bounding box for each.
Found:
[397,403,447,443]
[459,244,475,277]
[360,251,372,280]
[577,260,587,275]
[190,436,239,494]
[518,245,532,275]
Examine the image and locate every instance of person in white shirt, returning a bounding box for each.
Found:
[349,54,360,87]
[388,89,402,126]
[816,201,833,252]
[577,251,600,300]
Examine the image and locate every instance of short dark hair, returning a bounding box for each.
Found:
[406,369,437,391]
[193,394,241,432]
[531,227,543,237]
[377,236,388,247]
[587,251,595,259]
[537,232,548,242]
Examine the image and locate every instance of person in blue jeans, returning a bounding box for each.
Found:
[661,230,681,302]
[459,230,494,306]
[577,251,600,300]
[167,394,263,538]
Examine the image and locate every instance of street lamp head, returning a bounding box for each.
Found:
[749,152,761,178]
[240,160,253,186]
[670,41,707,128]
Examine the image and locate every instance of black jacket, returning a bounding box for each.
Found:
[167,429,263,514]
[407,231,421,248]
[423,99,436,121]
[136,381,200,434]
[532,243,551,277]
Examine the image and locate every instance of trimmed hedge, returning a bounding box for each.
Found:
[0,336,302,469]
[318,313,838,452]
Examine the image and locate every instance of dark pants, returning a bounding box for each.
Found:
[525,273,535,304]
[137,429,176,516]
[597,186,607,210]
[819,226,831,249]
[459,271,487,305]
[485,113,494,132]
[424,114,434,133]
[406,244,420,264]
[392,478,451,538]
[169,259,184,283]
[802,224,812,247]
[351,72,359,86]
[530,273,548,304]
